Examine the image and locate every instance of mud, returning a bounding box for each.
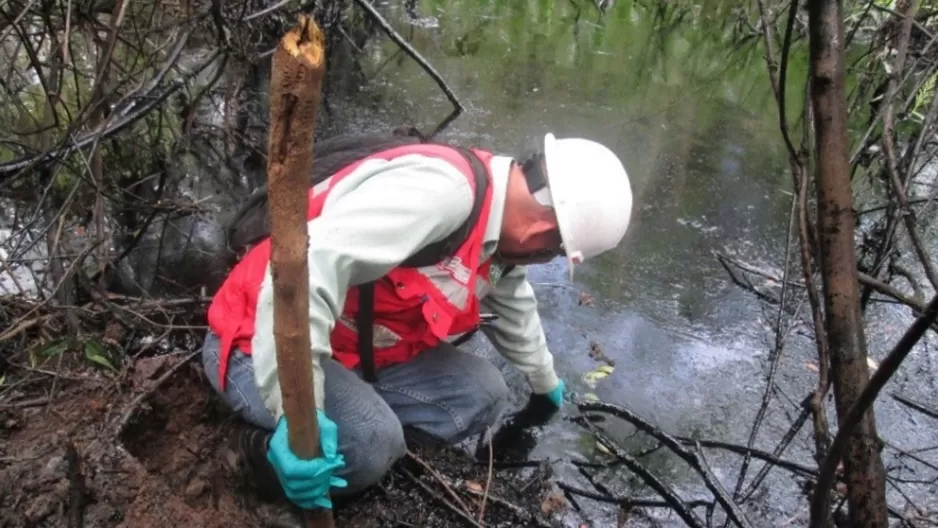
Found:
[0,352,563,528]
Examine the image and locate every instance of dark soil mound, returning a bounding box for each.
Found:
[0,353,562,528]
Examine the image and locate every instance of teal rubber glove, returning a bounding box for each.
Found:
[546,379,565,408]
[266,409,348,509]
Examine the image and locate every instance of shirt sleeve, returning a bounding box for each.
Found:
[250,154,475,421]
[479,265,560,395]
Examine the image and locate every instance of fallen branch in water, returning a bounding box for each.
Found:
[891,393,938,422]
[573,414,707,528]
[575,399,755,528]
[714,252,938,333]
[567,456,716,521]
[351,0,464,138]
[812,293,938,524]
[715,252,788,306]
[568,398,930,527]
[556,481,712,511]
[740,406,811,501]
[675,437,817,479]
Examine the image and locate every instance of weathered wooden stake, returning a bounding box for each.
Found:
[266,14,332,528]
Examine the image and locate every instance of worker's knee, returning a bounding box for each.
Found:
[336,413,406,494]
[394,347,510,441]
[456,356,510,436]
[322,358,406,494]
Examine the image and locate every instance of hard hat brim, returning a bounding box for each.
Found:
[542,132,579,282]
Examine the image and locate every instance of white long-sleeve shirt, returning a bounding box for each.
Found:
[250,153,560,420]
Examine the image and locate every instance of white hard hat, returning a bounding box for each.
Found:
[533,133,633,280]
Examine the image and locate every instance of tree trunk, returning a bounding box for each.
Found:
[807,1,888,526]
[265,15,332,528]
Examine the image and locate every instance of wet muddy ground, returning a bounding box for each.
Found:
[3,292,936,528]
[0,349,571,528]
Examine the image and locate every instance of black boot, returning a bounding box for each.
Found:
[223,422,289,503]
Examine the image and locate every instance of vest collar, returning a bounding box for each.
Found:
[481,155,512,261]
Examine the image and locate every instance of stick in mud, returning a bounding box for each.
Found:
[265,14,331,528]
[65,440,84,528]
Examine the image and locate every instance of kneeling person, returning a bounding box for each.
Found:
[202,131,633,509]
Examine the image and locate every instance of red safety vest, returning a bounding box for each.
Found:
[207,143,497,389]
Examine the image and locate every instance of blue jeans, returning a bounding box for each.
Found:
[201,332,510,494]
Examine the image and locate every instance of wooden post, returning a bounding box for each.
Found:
[265,15,333,528]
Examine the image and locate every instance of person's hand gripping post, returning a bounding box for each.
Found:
[267,411,348,509]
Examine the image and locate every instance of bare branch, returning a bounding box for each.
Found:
[351,0,464,138]
[812,294,938,522]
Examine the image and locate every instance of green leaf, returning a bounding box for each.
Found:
[84,341,118,373]
[38,340,69,358]
[30,340,69,367]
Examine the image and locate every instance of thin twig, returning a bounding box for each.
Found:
[556,482,712,510]
[883,438,938,474]
[718,255,937,331]
[115,349,200,433]
[849,20,938,167]
[0,49,222,184]
[575,417,707,528]
[891,393,938,421]
[459,482,551,528]
[45,343,68,414]
[886,476,927,518]
[405,451,474,518]
[870,3,937,41]
[351,0,464,139]
[398,467,484,528]
[577,401,755,528]
[64,440,84,528]
[0,396,52,409]
[676,438,818,479]
[732,186,799,503]
[857,198,932,216]
[741,406,810,501]
[478,426,493,523]
[879,0,938,292]
[756,0,800,158]
[12,364,101,383]
[0,252,29,296]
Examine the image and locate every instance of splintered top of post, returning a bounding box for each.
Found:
[281,14,325,68]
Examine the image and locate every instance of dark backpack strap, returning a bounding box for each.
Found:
[357,281,378,382]
[357,146,490,383]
